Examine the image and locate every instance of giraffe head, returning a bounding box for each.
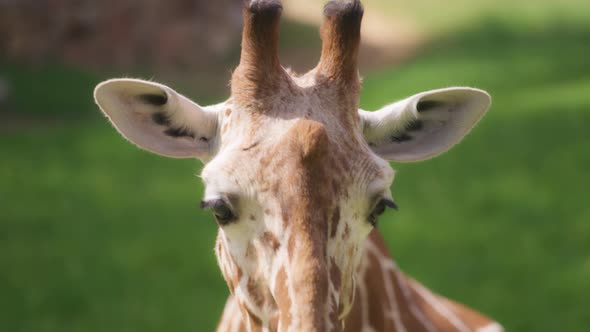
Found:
[94,0,491,330]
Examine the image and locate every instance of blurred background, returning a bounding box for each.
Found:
[1,0,589,331]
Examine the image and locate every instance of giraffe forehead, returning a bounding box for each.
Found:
[210,120,387,184]
[283,119,330,165]
[203,110,393,212]
[227,69,361,126]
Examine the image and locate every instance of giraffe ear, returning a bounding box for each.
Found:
[359,87,491,162]
[94,79,221,160]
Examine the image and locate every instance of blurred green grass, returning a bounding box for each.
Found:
[362,19,590,331]
[2,13,590,332]
[366,0,590,35]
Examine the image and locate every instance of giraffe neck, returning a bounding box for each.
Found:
[216,230,503,332]
[345,231,502,332]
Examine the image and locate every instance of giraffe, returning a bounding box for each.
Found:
[93,1,503,331]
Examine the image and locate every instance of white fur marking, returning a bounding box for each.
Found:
[366,242,407,332]
[395,270,439,332]
[477,322,504,332]
[411,281,472,332]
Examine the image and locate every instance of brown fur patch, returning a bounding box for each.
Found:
[234,266,243,289]
[245,243,255,259]
[274,267,292,327]
[330,258,342,291]
[269,315,279,331]
[343,223,351,239]
[245,306,263,331]
[291,120,329,165]
[329,298,340,331]
[262,231,280,252]
[247,278,265,308]
[287,234,296,258]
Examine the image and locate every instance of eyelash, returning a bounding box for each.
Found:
[368,199,397,226]
[200,198,237,226]
[200,197,396,226]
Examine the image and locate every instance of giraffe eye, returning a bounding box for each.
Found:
[214,205,235,224]
[368,199,397,226]
[200,198,237,226]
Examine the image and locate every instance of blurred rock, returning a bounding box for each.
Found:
[0,0,243,70]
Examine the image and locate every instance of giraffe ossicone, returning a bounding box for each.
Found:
[94,0,502,331]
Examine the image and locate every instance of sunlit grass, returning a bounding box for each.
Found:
[365,0,590,35]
